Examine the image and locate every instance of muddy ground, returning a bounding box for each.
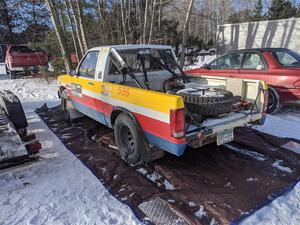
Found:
[37,105,300,225]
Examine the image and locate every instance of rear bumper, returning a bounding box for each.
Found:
[185,112,264,148]
[10,66,40,72]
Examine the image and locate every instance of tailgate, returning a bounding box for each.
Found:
[185,112,263,148]
[9,53,47,67]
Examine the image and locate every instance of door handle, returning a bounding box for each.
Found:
[88,82,94,86]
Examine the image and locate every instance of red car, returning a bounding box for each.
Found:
[5,44,48,79]
[185,48,300,113]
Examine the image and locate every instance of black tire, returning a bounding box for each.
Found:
[61,95,70,122]
[8,69,16,79]
[0,90,28,129]
[178,88,234,116]
[114,113,148,165]
[267,87,281,114]
[210,50,216,55]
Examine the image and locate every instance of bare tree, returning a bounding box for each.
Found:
[75,0,88,52]
[45,0,71,73]
[142,0,149,44]
[64,0,81,60]
[179,0,195,67]
[120,0,128,44]
[68,0,84,56]
[148,0,157,44]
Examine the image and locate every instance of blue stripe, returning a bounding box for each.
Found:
[72,99,187,156]
[144,132,187,156]
[71,100,109,126]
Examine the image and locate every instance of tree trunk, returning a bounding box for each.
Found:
[68,0,84,56]
[148,0,157,44]
[179,0,195,67]
[158,0,162,32]
[45,0,71,73]
[75,0,88,52]
[64,0,81,61]
[142,0,149,44]
[120,0,128,44]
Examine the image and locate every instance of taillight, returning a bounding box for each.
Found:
[294,80,300,88]
[9,55,13,63]
[170,108,185,138]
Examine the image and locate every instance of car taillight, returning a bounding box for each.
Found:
[294,80,300,88]
[170,108,185,138]
[9,55,13,63]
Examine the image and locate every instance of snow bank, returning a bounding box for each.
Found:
[0,76,59,112]
[0,77,140,225]
[254,109,300,141]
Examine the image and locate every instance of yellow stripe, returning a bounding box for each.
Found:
[102,82,184,113]
[58,75,184,113]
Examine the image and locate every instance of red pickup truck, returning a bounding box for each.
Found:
[5,45,48,79]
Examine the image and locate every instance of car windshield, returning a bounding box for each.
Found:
[269,49,300,67]
[114,48,178,73]
[11,46,33,53]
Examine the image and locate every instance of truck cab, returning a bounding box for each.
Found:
[58,45,268,165]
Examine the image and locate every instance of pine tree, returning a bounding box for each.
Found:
[252,0,264,21]
[267,0,297,20]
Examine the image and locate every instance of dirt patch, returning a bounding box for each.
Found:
[37,105,300,225]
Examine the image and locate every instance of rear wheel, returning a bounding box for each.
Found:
[114,113,146,165]
[114,112,164,165]
[267,87,281,114]
[8,69,16,79]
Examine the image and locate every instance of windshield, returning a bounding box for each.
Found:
[10,46,33,53]
[109,48,178,74]
[269,49,300,67]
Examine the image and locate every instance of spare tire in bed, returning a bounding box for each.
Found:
[177,87,234,117]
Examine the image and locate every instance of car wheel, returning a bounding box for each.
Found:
[114,113,148,165]
[8,70,16,79]
[267,87,281,114]
[210,50,216,55]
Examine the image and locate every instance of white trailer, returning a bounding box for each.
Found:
[217,18,300,54]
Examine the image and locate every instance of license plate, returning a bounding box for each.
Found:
[217,129,234,145]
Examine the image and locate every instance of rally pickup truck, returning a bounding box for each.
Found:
[5,44,48,79]
[58,45,268,165]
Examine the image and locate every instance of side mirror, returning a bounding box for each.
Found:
[69,70,77,76]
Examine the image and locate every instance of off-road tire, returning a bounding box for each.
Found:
[0,90,28,129]
[114,113,149,165]
[267,87,281,114]
[178,88,234,117]
[8,69,16,79]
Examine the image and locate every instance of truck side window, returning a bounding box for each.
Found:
[241,52,265,70]
[78,51,99,78]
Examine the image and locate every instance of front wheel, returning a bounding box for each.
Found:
[267,87,281,114]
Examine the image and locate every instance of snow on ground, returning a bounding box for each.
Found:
[0,75,140,225]
[254,108,300,141]
[0,63,6,75]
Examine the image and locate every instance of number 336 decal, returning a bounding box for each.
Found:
[117,87,130,97]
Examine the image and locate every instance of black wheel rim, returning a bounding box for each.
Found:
[119,125,135,154]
